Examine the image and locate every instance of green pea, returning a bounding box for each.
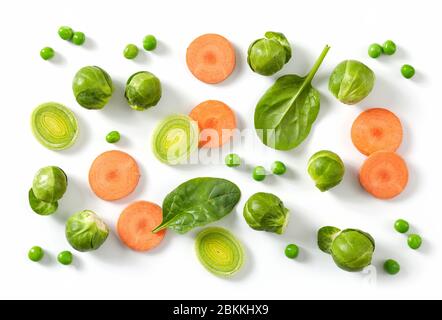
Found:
[285,244,299,259]
[271,161,286,175]
[106,131,120,143]
[28,246,44,262]
[225,153,241,167]
[384,259,400,275]
[368,43,383,58]
[124,44,139,59]
[394,219,410,233]
[252,166,266,181]
[58,26,73,40]
[407,234,422,250]
[72,32,86,45]
[401,64,415,79]
[57,251,73,265]
[143,35,157,51]
[40,47,55,60]
[382,40,397,55]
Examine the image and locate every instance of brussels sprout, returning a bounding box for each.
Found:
[329,60,375,105]
[32,166,67,203]
[307,150,345,192]
[247,31,292,76]
[125,71,162,111]
[243,192,289,234]
[318,226,375,272]
[72,66,114,110]
[65,210,109,252]
[28,188,58,215]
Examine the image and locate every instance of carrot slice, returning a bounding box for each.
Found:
[186,34,236,84]
[359,151,408,199]
[189,100,236,148]
[117,201,166,251]
[89,150,140,201]
[351,108,403,156]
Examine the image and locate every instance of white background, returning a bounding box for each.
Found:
[0,0,440,300]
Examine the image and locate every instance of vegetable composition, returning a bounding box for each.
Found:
[40,47,54,60]
[186,33,236,84]
[329,60,375,105]
[351,108,403,156]
[65,210,109,252]
[318,226,375,272]
[89,150,140,201]
[152,115,199,164]
[408,234,422,250]
[247,31,292,76]
[252,166,266,181]
[153,177,241,234]
[57,251,73,265]
[123,44,139,59]
[105,130,120,143]
[195,227,244,277]
[359,151,409,199]
[31,102,79,150]
[382,40,397,55]
[72,66,114,110]
[271,161,286,175]
[117,201,166,251]
[384,259,400,275]
[225,153,241,167]
[28,246,44,262]
[243,192,289,234]
[394,219,410,234]
[189,100,236,148]
[285,244,299,259]
[254,45,330,150]
[307,150,345,191]
[125,71,162,110]
[143,35,157,51]
[401,64,415,79]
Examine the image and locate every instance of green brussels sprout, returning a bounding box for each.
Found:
[247,31,292,76]
[32,166,67,203]
[65,210,109,252]
[243,192,289,234]
[125,71,162,111]
[328,60,375,105]
[72,66,114,110]
[307,150,345,192]
[318,226,375,272]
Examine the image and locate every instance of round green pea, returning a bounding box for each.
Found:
[382,40,397,55]
[72,32,86,45]
[384,259,400,275]
[40,47,55,60]
[252,166,266,181]
[106,131,120,144]
[57,251,73,265]
[123,44,139,59]
[271,161,286,175]
[368,43,383,58]
[225,153,241,167]
[394,219,410,233]
[58,26,73,40]
[401,64,415,79]
[143,35,157,51]
[285,244,299,259]
[28,246,44,262]
[407,234,422,250]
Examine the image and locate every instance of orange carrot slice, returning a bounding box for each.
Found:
[186,34,236,84]
[189,100,236,148]
[359,151,408,199]
[117,201,166,252]
[89,150,140,201]
[351,108,403,156]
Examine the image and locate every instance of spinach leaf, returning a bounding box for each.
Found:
[153,177,241,234]
[254,45,330,150]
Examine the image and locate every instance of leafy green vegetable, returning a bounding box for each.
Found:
[328,60,375,105]
[254,45,330,150]
[317,226,341,254]
[72,66,113,109]
[28,188,58,215]
[153,177,241,234]
[243,192,289,234]
[32,166,67,203]
[125,71,162,111]
[307,150,345,191]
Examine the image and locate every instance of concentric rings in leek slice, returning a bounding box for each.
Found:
[152,114,198,164]
[195,227,244,277]
[31,102,79,150]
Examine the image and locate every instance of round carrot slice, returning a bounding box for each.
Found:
[89,150,140,201]
[351,108,403,156]
[359,151,408,199]
[189,100,236,148]
[186,34,236,84]
[117,201,166,252]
